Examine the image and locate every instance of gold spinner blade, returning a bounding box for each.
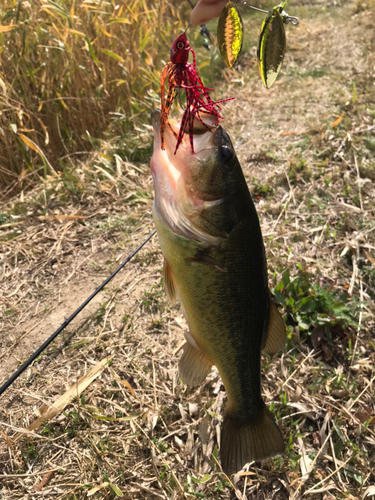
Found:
[257,2,287,89]
[217,2,244,68]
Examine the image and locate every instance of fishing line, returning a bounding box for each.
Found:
[0,230,156,397]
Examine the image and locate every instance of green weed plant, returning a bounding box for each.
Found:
[273,265,358,337]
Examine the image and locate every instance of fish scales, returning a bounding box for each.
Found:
[178,225,268,406]
[150,110,286,474]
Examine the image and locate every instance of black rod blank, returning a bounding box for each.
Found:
[0,230,156,397]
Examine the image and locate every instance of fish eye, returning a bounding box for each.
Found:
[219,144,234,164]
[177,41,185,49]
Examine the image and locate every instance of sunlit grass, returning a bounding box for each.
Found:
[0,0,185,192]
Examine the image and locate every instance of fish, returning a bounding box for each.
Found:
[150,110,286,475]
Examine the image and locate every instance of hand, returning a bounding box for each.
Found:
[190,0,228,25]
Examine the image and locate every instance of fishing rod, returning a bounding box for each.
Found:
[0,230,156,397]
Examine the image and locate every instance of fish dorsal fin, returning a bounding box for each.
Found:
[163,258,177,304]
[263,299,286,355]
[178,341,213,386]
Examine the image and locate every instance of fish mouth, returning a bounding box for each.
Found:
[150,110,224,246]
[151,109,217,154]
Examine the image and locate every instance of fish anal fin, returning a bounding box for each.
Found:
[220,406,284,475]
[263,299,286,355]
[178,342,213,386]
[163,258,177,304]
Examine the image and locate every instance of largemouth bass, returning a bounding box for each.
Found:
[150,110,286,475]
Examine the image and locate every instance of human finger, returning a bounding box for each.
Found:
[190,0,227,26]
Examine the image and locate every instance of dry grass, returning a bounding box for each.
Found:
[0,0,186,193]
[1,0,375,499]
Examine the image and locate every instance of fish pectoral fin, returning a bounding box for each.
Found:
[163,258,177,304]
[178,342,213,386]
[263,299,286,356]
[220,405,285,475]
[186,251,227,272]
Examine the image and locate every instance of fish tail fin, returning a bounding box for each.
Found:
[220,405,284,475]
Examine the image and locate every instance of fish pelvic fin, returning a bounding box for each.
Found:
[163,258,177,304]
[220,406,284,475]
[178,342,213,386]
[263,299,286,356]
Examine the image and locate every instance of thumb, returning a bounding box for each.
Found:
[190,0,228,26]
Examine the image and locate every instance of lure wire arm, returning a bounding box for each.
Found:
[240,2,268,14]
[241,2,299,25]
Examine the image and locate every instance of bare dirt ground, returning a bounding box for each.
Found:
[1,1,374,499]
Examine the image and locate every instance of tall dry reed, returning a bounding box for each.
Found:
[0,0,185,195]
